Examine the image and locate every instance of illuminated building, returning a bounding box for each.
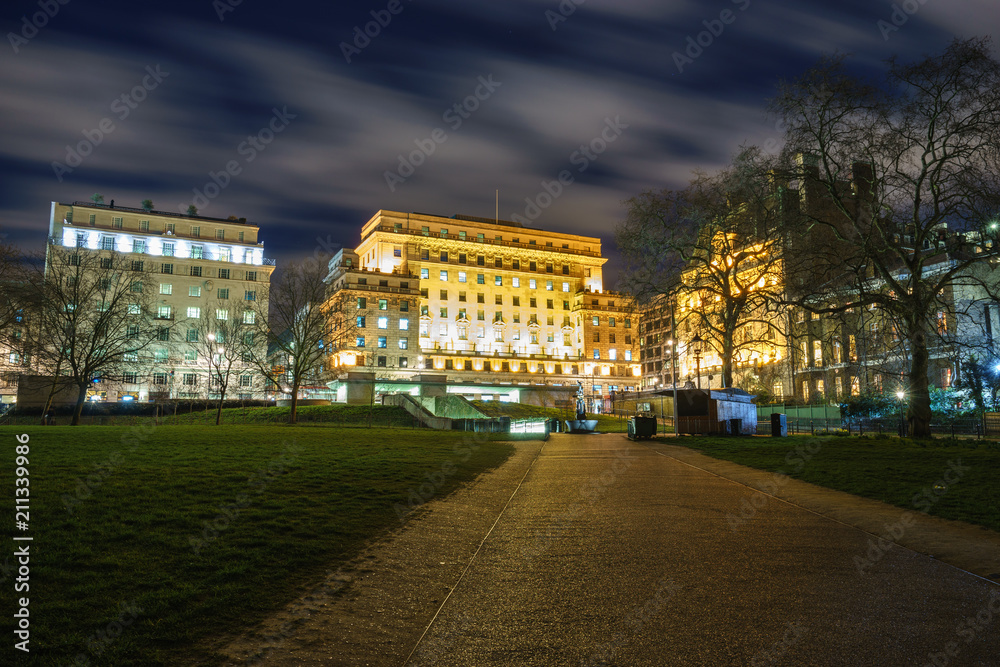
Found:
[45,201,275,401]
[324,210,640,407]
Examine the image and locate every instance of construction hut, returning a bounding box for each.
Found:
[675,388,757,435]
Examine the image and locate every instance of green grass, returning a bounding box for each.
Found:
[0,425,514,666]
[676,434,1000,532]
[470,400,633,433]
[160,403,417,426]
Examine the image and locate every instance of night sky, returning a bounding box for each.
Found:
[2,0,995,286]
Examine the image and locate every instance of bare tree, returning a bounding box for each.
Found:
[617,146,788,388]
[248,258,341,424]
[771,37,1000,437]
[187,297,258,424]
[26,245,161,424]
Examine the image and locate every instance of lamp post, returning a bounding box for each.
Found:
[692,334,704,391]
[896,389,905,437]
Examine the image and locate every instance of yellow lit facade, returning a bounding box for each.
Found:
[326,210,640,404]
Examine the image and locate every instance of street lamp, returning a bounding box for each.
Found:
[896,389,905,437]
[692,334,704,391]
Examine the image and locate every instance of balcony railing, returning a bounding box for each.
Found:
[48,236,275,267]
[363,225,601,258]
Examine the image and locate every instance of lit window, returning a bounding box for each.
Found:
[609,349,617,360]
[529,279,537,289]
[379,299,387,310]
[495,276,502,286]
[625,350,632,361]
[187,307,201,318]
[593,349,600,359]
[399,318,409,330]
[592,316,599,326]
[512,277,520,288]
[243,311,255,324]
[378,336,387,348]
[357,336,365,347]
[459,271,467,283]
[189,286,201,297]
[378,317,388,329]
[216,309,229,320]
[546,281,553,291]
[562,282,569,292]
[399,338,408,350]
[357,315,366,327]
[421,268,429,279]
[440,270,448,281]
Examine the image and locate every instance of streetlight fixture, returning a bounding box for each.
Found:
[896,389,905,437]
[691,334,704,391]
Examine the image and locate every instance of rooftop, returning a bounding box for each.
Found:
[65,201,255,226]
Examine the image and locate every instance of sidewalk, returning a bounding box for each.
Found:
[218,434,1000,666]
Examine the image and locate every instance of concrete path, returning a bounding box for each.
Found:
[221,434,1000,666]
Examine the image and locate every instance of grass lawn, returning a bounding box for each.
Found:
[162,403,417,426]
[0,425,514,666]
[675,434,1000,533]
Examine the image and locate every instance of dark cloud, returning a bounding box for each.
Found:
[0,0,992,285]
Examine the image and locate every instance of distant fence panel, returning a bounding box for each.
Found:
[757,404,842,421]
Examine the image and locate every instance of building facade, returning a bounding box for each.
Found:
[44,201,275,402]
[324,211,640,409]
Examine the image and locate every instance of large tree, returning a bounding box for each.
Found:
[248,257,341,424]
[187,296,259,425]
[771,37,1000,437]
[617,146,788,389]
[27,245,161,424]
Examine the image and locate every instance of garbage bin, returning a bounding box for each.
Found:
[771,413,787,437]
[628,416,657,440]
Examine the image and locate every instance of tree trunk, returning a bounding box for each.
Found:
[908,328,932,438]
[215,390,225,425]
[71,384,87,426]
[722,330,735,390]
[40,358,66,425]
[289,382,299,424]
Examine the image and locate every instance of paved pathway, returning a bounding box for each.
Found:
[223,434,1000,666]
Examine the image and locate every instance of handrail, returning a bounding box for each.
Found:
[362,225,601,258]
